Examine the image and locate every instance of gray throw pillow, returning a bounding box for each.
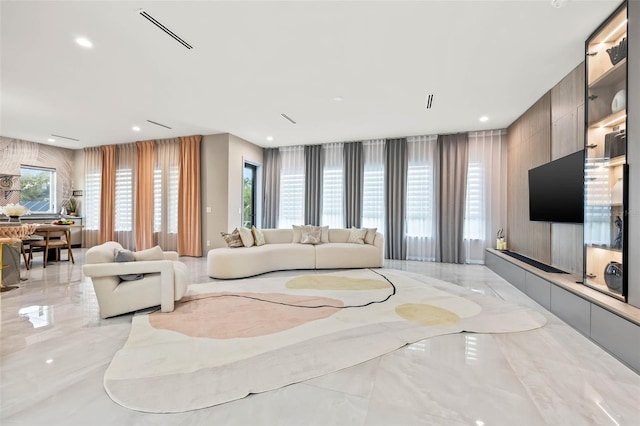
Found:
[115,249,144,281]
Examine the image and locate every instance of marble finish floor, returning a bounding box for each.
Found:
[1,252,639,426]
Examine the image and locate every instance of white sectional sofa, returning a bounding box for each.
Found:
[208,228,384,279]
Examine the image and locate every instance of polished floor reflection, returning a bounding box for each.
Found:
[1,252,639,425]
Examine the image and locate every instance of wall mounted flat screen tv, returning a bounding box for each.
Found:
[528,150,584,224]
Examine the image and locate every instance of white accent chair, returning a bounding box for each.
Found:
[83,241,189,319]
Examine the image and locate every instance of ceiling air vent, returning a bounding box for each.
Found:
[146,119,172,129]
[281,113,297,124]
[51,134,80,142]
[138,9,193,50]
[425,94,434,109]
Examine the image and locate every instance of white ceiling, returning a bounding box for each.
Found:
[0,0,621,150]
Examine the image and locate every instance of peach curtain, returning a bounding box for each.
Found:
[178,135,202,256]
[99,145,116,243]
[136,141,155,250]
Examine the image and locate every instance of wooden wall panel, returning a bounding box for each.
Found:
[507,93,552,264]
[551,64,585,275]
[506,63,585,272]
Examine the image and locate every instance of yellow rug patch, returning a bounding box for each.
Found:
[395,303,461,326]
[286,275,390,290]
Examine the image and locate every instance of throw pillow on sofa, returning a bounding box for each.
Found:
[347,227,367,244]
[238,227,254,247]
[364,227,377,245]
[252,226,266,246]
[133,245,165,261]
[293,224,328,243]
[115,249,144,281]
[221,228,244,248]
[300,225,322,245]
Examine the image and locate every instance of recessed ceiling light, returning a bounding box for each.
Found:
[132,126,141,132]
[75,37,93,48]
[333,96,343,102]
[47,138,55,143]
[479,116,489,122]
[266,136,274,142]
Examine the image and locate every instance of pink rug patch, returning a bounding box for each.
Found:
[149,292,344,339]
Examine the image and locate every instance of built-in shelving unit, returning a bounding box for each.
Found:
[584,1,629,301]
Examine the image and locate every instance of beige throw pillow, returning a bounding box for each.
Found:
[221,228,244,248]
[364,228,377,245]
[320,225,329,243]
[252,226,266,246]
[300,225,322,245]
[238,227,254,247]
[347,227,367,244]
[292,225,303,243]
[133,245,165,261]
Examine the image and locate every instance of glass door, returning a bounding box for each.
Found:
[584,1,628,301]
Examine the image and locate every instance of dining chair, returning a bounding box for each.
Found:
[20,224,38,270]
[29,225,75,268]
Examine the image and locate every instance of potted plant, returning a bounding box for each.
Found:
[64,197,78,216]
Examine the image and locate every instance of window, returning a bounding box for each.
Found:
[243,163,258,228]
[405,136,437,238]
[115,168,134,232]
[84,170,101,230]
[278,146,305,228]
[20,166,56,213]
[362,140,385,230]
[321,143,344,228]
[405,135,437,261]
[464,161,483,240]
[463,130,507,264]
[154,166,179,234]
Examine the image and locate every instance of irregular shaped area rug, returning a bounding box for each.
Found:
[104,269,546,413]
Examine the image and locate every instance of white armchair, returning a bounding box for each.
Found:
[83,241,189,319]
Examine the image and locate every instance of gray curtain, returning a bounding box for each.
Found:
[384,138,408,260]
[344,142,363,228]
[304,145,323,225]
[436,133,469,264]
[261,148,280,228]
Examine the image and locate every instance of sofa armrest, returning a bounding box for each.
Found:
[163,251,179,261]
[83,260,176,313]
[83,260,173,277]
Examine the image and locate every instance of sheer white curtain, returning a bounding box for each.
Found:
[406,135,438,261]
[463,130,507,264]
[362,139,385,232]
[83,147,102,248]
[155,139,179,250]
[322,143,344,228]
[114,143,137,250]
[278,146,305,228]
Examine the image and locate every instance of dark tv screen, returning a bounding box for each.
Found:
[528,150,584,224]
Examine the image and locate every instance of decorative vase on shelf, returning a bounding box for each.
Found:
[611,178,623,205]
[604,261,623,294]
[8,216,21,223]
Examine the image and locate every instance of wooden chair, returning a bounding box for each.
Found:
[20,224,38,270]
[29,225,75,268]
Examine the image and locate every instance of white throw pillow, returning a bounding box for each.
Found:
[133,245,165,261]
[292,225,303,243]
[364,228,377,245]
[300,225,322,245]
[238,227,254,247]
[252,226,266,246]
[320,225,329,243]
[347,227,367,244]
